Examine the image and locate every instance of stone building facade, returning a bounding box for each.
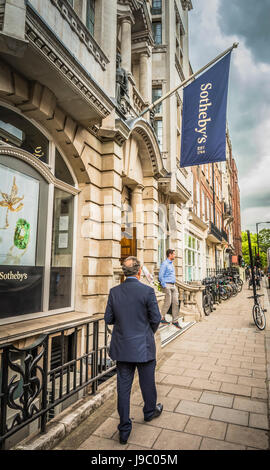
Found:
[0,0,195,330]
[184,127,242,281]
[0,0,194,446]
[231,156,242,264]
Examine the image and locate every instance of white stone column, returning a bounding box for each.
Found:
[139,52,150,103]
[94,0,117,97]
[121,18,132,73]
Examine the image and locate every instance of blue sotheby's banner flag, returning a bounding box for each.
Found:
[180,52,232,168]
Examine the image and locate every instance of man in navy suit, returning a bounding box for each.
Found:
[105,256,163,444]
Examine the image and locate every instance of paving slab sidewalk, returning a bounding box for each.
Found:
[54,280,270,451]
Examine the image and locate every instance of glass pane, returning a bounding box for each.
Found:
[152,87,162,113]
[0,164,39,266]
[55,149,75,186]
[152,0,162,14]
[154,119,162,150]
[188,236,192,248]
[0,158,47,318]
[192,238,195,249]
[0,106,49,164]
[86,0,95,35]
[152,22,162,44]
[49,189,74,310]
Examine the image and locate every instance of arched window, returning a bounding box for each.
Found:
[0,105,78,322]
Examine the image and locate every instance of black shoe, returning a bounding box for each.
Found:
[119,435,127,445]
[160,318,170,325]
[144,403,163,422]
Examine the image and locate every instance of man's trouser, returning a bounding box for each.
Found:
[116,360,157,441]
[161,283,179,322]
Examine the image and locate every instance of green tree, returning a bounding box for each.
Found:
[258,228,270,254]
[241,231,267,268]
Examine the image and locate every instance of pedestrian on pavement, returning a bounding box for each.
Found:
[159,249,181,329]
[245,266,250,281]
[104,256,163,445]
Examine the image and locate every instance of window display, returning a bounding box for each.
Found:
[49,190,74,310]
[0,106,77,320]
[0,164,39,266]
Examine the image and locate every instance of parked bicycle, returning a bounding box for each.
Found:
[247,293,266,330]
[202,278,215,316]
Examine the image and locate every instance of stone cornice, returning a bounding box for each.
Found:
[0,145,79,195]
[175,53,185,81]
[152,44,168,54]
[25,4,114,120]
[48,0,109,70]
[126,117,166,177]
[174,1,186,34]
[118,0,141,12]
[188,208,209,231]
[140,0,154,44]
[132,31,154,48]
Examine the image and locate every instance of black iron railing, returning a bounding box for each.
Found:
[221,230,228,241]
[206,267,240,277]
[210,222,222,242]
[0,317,116,450]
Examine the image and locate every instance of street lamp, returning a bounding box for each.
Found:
[256,221,270,256]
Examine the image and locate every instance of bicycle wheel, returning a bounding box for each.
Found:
[237,281,243,293]
[252,304,266,330]
[226,284,233,298]
[231,284,238,296]
[220,289,228,300]
[210,293,215,311]
[203,294,211,316]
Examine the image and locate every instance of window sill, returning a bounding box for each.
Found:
[0,310,102,347]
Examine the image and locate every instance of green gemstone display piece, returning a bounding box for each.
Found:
[14,219,30,250]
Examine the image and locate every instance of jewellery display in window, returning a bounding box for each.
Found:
[14,219,30,250]
[0,176,24,229]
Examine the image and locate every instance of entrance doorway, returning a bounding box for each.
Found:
[121,185,137,266]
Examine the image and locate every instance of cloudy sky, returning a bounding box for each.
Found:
[189,0,270,233]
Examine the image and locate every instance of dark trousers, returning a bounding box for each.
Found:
[116,359,157,440]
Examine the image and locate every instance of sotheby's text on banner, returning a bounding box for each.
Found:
[180,52,232,168]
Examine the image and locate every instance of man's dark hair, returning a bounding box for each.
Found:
[122,256,141,277]
[166,249,175,258]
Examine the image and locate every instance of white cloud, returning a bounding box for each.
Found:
[240,154,270,198]
[241,206,270,232]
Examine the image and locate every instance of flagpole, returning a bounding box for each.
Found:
[139,42,239,118]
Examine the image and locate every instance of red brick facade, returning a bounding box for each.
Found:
[231,157,242,263]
